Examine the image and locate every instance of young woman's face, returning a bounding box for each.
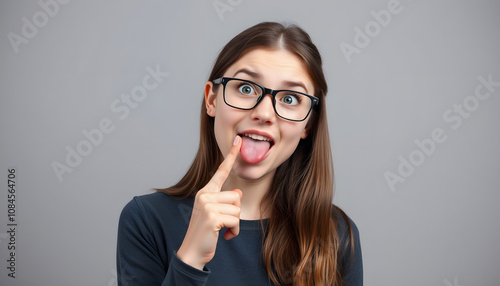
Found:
[205,48,315,181]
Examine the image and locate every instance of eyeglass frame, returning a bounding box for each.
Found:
[211,77,319,122]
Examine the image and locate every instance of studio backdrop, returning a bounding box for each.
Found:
[1,1,499,285]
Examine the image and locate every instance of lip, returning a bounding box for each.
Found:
[238,129,275,146]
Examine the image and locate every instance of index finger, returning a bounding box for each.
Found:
[208,136,242,191]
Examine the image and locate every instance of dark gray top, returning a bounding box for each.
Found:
[117,192,363,285]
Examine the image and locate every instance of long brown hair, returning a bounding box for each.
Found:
[158,22,354,285]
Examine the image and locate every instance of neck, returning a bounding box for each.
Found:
[223,171,274,220]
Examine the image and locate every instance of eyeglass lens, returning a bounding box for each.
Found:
[224,79,313,121]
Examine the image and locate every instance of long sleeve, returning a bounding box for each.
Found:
[116,193,362,285]
[116,198,210,286]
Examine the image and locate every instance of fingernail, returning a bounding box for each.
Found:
[233,136,240,146]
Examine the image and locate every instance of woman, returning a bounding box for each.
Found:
[117,22,363,285]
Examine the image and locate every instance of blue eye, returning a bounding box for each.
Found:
[238,84,254,95]
[281,94,299,105]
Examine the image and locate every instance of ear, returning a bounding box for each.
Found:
[300,127,308,139]
[204,81,216,117]
[300,117,313,139]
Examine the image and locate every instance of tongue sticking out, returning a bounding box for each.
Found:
[240,136,271,164]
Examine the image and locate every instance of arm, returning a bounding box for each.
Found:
[116,198,210,286]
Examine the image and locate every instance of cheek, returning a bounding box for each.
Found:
[279,124,308,154]
[213,103,241,156]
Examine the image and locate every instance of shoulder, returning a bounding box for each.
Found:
[119,192,195,231]
[331,205,360,246]
[122,191,194,213]
[332,205,363,285]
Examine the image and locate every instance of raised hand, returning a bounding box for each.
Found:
[176,136,243,270]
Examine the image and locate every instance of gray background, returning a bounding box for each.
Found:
[1,0,499,285]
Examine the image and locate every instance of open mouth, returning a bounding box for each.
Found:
[238,132,275,164]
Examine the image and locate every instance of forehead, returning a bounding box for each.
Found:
[224,48,315,93]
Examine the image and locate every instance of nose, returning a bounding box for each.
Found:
[250,94,275,124]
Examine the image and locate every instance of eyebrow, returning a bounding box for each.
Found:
[233,68,260,79]
[232,68,309,93]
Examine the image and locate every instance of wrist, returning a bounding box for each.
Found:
[176,246,205,270]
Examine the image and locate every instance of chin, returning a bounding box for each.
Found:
[234,162,273,181]
[234,169,265,181]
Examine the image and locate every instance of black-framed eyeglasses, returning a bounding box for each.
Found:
[211,77,319,122]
